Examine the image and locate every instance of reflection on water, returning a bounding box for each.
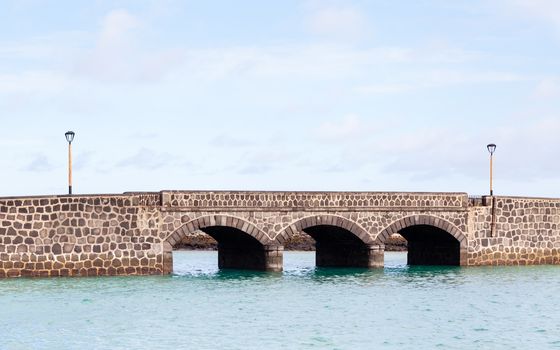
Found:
[169,250,474,289]
[172,250,462,280]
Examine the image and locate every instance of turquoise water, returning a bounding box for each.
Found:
[1,251,559,349]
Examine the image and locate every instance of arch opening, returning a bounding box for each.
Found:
[203,226,270,270]
[378,216,467,266]
[304,225,373,267]
[164,216,282,274]
[398,225,461,266]
[281,216,381,268]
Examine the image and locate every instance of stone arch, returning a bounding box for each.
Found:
[276,214,379,268]
[162,215,279,274]
[276,214,373,245]
[164,214,271,248]
[376,215,466,247]
[376,215,467,266]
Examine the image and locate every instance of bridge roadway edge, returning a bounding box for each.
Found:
[0,191,558,277]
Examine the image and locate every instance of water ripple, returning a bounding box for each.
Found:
[1,251,560,349]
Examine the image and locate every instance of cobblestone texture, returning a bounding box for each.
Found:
[468,197,560,265]
[0,191,558,277]
[0,194,161,277]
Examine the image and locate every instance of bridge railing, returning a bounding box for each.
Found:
[160,191,469,211]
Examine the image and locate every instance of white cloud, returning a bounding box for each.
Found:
[76,9,140,81]
[73,9,183,83]
[356,69,524,95]
[355,83,413,95]
[0,40,500,97]
[237,164,273,175]
[372,117,560,182]
[117,148,178,170]
[0,71,70,94]
[423,70,522,85]
[491,117,560,180]
[307,6,369,40]
[20,154,55,172]
[210,134,253,148]
[73,151,94,171]
[315,114,371,142]
[533,77,560,98]
[179,45,411,81]
[508,0,560,30]
[98,9,140,49]
[130,131,158,139]
[0,43,55,60]
[235,148,300,175]
[377,129,478,179]
[0,11,493,92]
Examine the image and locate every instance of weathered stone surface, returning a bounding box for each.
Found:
[0,191,558,277]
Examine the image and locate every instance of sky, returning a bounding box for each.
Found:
[1,0,559,197]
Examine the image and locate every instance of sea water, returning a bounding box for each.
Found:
[1,251,559,349]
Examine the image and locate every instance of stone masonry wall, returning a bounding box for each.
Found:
[159,210,469,247]
[468,196,560,265]
[1,191,559,277]
[159,191,469,245]
[0,193,161,277]
[162,191,467,210]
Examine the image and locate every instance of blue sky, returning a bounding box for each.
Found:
[1,0,559,197]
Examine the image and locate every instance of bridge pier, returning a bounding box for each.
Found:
[315,243,384,268]
[218,244,283,272]
[264,245,283,272]
[368,244,385,268]
[163,242,283,274]
[407,241,460,265]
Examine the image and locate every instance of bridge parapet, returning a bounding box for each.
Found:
[160,191,469,211]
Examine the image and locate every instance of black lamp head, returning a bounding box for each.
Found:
[65,131,75,144]
[487,143,496,155]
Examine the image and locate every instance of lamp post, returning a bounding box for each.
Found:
[487,143,496,196]
[65,131,75,195]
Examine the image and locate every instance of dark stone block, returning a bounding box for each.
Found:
[52,244,62,255]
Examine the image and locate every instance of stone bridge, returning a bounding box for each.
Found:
[0,191,559,277]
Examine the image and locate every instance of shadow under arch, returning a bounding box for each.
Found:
[376,215,467,266]
[163,215,281,273]
[277,215,382,268]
